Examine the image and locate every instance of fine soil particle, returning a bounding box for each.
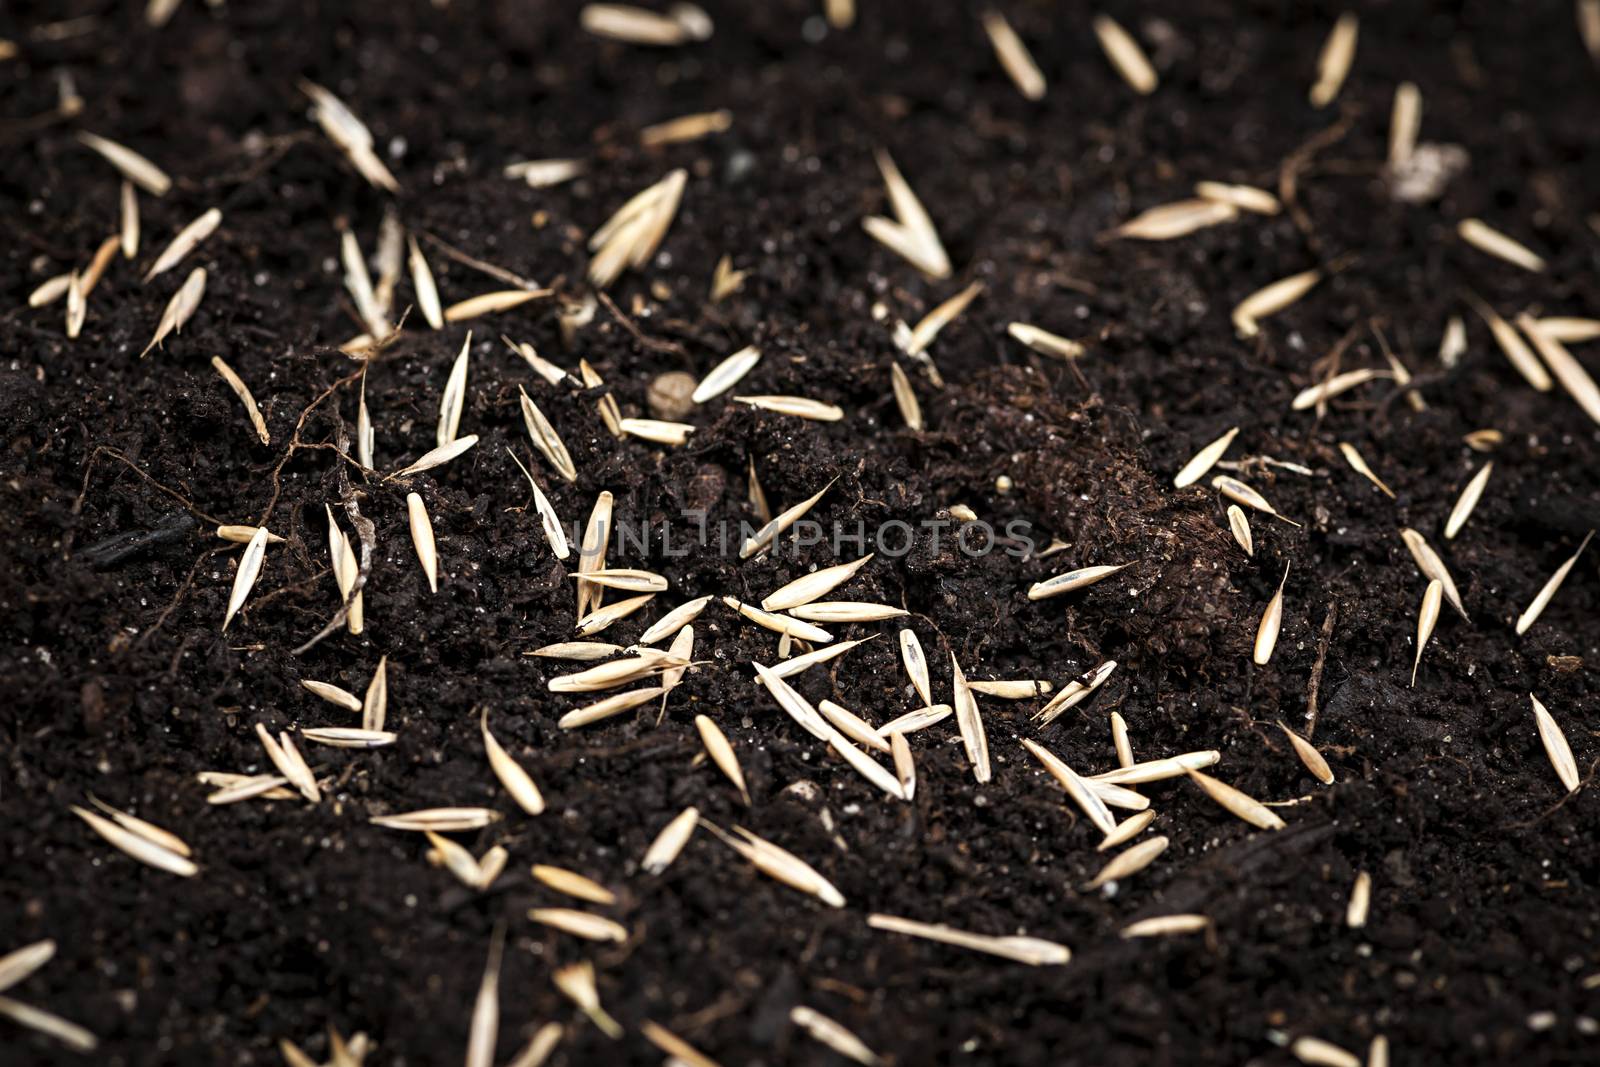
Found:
[3,2,1600,1065]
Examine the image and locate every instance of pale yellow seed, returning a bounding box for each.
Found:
[1444,462,1492,539]
[1530,693,1580,793]
[1227,505,1254,556]
[1233,269,1321,338]
[1346,871,1372,928]
[406,492,438,593]
[1309,13,1358,108]
[529,909,627,943]
[1458,218,1545,273]
[1092,14,1157,94]
[1388,82,1421,169]
[1088,835,1169,888]
[1292,1036,1361,1067]
[1006,322,1084,358]
[482,709,545,815]
[1278,723,1334,784]
[1411,579,1442,686]
[1113,199,1237,241]
[641,807,699,874]
[1516,531,1594,635]
[1120,914,1211,939]
[1174,427,1238,488]
[982,11,1045,100]
[695,715,750,805]
[867,913,1070,966]
[1186,769,1285,830]
[1194,181,1280,215]
[1253,563,1290,666]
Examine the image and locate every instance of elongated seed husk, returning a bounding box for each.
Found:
[1444,462,1493,539]
[1007,322,1084,358]
[889,362,923,431]
[765,637,875,679]
[638,596,713,645]
[256,724,319,803]
[575,568,669,593]
[1388,82,1421,168]
[71,805,197,876]
[576,491,614,618]
[0,995,98,1052]
[695,715,750,805]
[867,914,1071,966]
[406,492,439,592]
[141,266,207,356]
[341,228,387,339]
[1458,218,1545,273]
[222,525,270,632]
[29,274,72,308]
[464,929,504,1067]
[205,774,292,804]
[897,629,932,705]
[1227,505,1254,555]
[890,731,916,800]
[967,679,1051,699]
[1411,579,1442,686]
[1535,317,1600,342]
[361,655,388,732]
[1473,301,1552,391]
[1292,1036,1361,1067]
[1310,13,1358,107]
[548,651,685,692]
[639,1021,720,1067]
[713,824,846,907]
[1530,694,1580,793]
[1110,711,1133,768]
[693,345,761,403]
[1290,367,1390,411]
[437,333,471,447]
[723,597,833,643]
[950,655,991,784]
[300,80,399,192]
[444,290,545,322]
[558,686,665,729]
[787,601,906,623]
[580,3,690,45]
[733,394,844,421]
[862,150,951,278]
[1278,723,1334,784]
[1092,14,1157,93]
[146,207,221,282]
[1092,750,1220,784]
[1233,269,1321,338]
[1174,427,1239,488]
[1034,659,1119,726]
[588,168,687,287]
[299,728,396,748]
[876,705,952,737]
[529,909,627,943]
[619,417,694,445]
[370,808,501,832]
[394,434,478,478]
[1519,314,1600,425]
[1121,914,1212,939]
[903,281,983,355]
[1339,443,1394,497]
[1089,834,1169,888]
[1213,475,1298,525]
[85,797,191,857]
[530,642,623,661]
[0,940,56,994]
[77,131,171,195]
[575,594,655,636]
[1515,531,1593,635]
[762,554,874,611]
[642,806,699,874]
[1399,528,1466,618]
[1347,871,1372,928]
[982,10,1045,100]
[1020,739,1116,835]
[482,709,544,815]
[1098,809,1157,851]
[426,830,486,889]
[218,525,286,547]
[1194,180,1280,216]
[740,478,836,558]
[1028,563,1130,600]
[406,235,443,329]
[1114,198,1237,240]
[518,387,577,483]
[551,960,623,1039]
[1186,769,1285,830]
[818,700,891,753]
[1253,563,1290,666]
[505,1024,564,1067]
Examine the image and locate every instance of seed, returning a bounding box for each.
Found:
[1098,810,1157,851]
[733,394,844,421]
[577,491,614,617]
[256,724,319,803]
[1338,442,1393,498]
[1089,834,1169,888]
[1194,181,1280,215]
[1292,1036,1361,1067]
[399,492,440,593]
[635,596,712,645]
[1174,427,1239,488]
[588,168,688,287]
[1438,314,1467,367]
[1120,914,1211,939]
[1458,218,1546,273]
[1515,530,1593,635]
[695,715,750,805]
[641,806,699,874]
[445,290,546,322]
[658,625,696,707]
[1110,711,1133,768]
[327,507,366,637]
[1084,778,1151,813]
[762,554,874,612]
[551,960,623,1040]
[890,732,916,800]
[1020,739,1116,835]
[787,601,906,623]
[1535,316,1600,343]
[1443,462,1493,540]
[548,651,685,693]
[435,333,472,448]
[1292,367,1392,410]
[639,108,732,148]
[1346,871,1372,928]
[1027,563,1130,601]
[903,281,983,355]
[1253,563,1290,666]
[862,150,951,278]
[531,864,615,904]
[145,207,221,283]
[711,823,846,907]
[867,913,1071,966]
[967,679,1051,699]
[403,235,443,330]
[504,336,569,385]
[341,228,388,339]
[1470,299,1553,391]
[482,709,544,815]
[1463,428,1502,452]
[221,525,270,632]
[709,255,746,302]
[818,700,891,753]
[1034,660,1118,726]
[1092,14,1157,94]
[982,10,1045,99]
[1309,13,1358,107]
[64,270,86,339]
[724,597,833,643]
[876,704,953,737]
[1278,723,1334,784]
[889,362,923,431]
[299,728,396,748]
[506,1026,565,1067]
[1093,750,1220,785]
[425,830,486,890]
[1214,475,1299,526]
[299,80,400,192]
[80,234,119,299]
[741,478,836,558]
[370,808,501,832]
[530,641,623,661]
[691,345,761,404]
[86,797,192,857]
[1530,694,1581,793]
[1112,198,1237,241]
[575,569,669,594]
[28,273,72,308]
[71,804,196,877]
[1227,505,1254,556]
[1186,769,1284,830]
[1232,269,1321,338]
[1006,322,1084,359]
[580,3,691,45]
[392,434,479,478]
[580,359,624,437]
[575,594,656,637]
[141,266,207,357]
[950,655,991,784]
[363,656,388,732]
[640,1022,719,1067]
[764,636,876,678]
[892,629,931,705]
[204,774,291,804]
[619,417,695,446]
[529,909,627,943]
[0,940,57,994]
[1411,579,1442,686]
[76,131,170,195]
[557,686,666,729]
[464,929,504,1067]
[790,1006,882,1066]
[215,525,283,547]
[1518,314,1600,425]
[0,996,98,1052]
[1388,82,1422,169]
[357,370,375,468]
[506,450,570,560]
[1399,528,1467,618]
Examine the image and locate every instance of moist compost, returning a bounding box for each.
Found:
[3,2,1600,1065]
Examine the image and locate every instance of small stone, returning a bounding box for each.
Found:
[647,371,697,420]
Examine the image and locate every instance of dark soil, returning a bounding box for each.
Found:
[4,1,1600,1065]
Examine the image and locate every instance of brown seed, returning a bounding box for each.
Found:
[647,370,698,419]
